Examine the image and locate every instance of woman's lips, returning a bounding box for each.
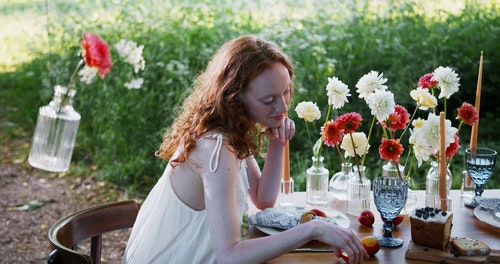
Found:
[271,114,284,121]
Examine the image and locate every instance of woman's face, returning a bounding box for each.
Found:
[240,63,291,128]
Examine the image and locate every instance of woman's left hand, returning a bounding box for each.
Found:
[264,117,295,145]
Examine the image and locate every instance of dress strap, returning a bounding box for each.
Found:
[209,134,223,172]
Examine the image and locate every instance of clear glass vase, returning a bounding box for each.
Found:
[329,162,352,201]
[424,161,452,207]
[28,85,81,172]
[306,156,329,205]
[347,165,371,216]
[381,161,405,178]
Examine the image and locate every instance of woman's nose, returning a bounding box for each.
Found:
[276,96,288,113]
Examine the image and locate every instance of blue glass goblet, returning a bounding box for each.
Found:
[464,148,497,208]
[373,177,408,248]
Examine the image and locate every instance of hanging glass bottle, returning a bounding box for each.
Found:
[424,161,452,207]
[329,162,352,200]
[306,156,329,205]
[347,165,371,216]
[28,85,81,172]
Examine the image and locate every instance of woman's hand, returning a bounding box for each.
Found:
[312,221,369,264]
[264,117,295,145]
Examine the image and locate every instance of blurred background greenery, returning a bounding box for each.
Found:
[1,0,499,196]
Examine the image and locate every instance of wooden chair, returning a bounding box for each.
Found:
[47,199,140,264]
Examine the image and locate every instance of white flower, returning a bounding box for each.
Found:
[340,132,369,157]
[366,90,395,121]
[355,70,388,100]
[295,101,321,122]
[114,39,146,73]
[412,117,425,128]
[432,66,460,99]
[410,87,438,110]
[124,78,144,89]
[413,113,458,155]
[78,65,99,84]
[326,76,350,109]
[409,132,434,167]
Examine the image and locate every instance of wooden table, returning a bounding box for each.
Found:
[248,189,500,263]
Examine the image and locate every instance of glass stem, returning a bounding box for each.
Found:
[383,219,394,238]
[475,184,484,197]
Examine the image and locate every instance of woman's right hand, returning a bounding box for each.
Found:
[264,116,295,146]
[311,221,369,264]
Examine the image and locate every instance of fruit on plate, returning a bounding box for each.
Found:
[310,208,327,217]
[381,213,404,226]
[357,209,375,227]
[361,236,381,256]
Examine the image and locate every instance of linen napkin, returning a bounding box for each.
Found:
[248,208,336,230]
[479,197,500,212]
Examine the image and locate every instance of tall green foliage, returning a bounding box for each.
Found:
[1,0,499,194]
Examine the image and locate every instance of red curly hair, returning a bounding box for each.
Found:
[156,35,294,166]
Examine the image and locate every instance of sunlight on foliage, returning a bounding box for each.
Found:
[2,0,499,193]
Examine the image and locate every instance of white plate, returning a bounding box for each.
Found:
[474,205,500,228]
[255,206,350,235]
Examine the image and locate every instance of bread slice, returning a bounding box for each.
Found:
[300,210,316,224]
[450,237,490,256]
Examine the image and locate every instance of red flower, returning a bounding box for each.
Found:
[457,102,479,126]
[379,138,404,163]
[433,135,460,159]
[81,32,112,78]
[446,135,460,159]
[321,120,344,147]
[381,105,410,132]
[418,73,438,89]
[336,112,362,134]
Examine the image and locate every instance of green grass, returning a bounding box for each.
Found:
[1,0,500,195]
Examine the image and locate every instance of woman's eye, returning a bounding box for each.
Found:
[262,97,274,105]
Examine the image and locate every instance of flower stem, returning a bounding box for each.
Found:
[335,144,346,164]
[400,106,418,139]
[405,153,415,181]
[456,120,464,135]
[315,104,333,161]
[360,115,376,166]
[59,59,84,112]
[395,162,402,178]
[349,133,362,183]
[305,122,313,148]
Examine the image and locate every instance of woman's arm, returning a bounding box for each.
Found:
[247,117,295,209]
[198,139,367,264]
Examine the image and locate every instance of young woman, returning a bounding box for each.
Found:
[122,35,367,264]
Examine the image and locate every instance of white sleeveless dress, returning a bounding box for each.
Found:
[121,134,249,264]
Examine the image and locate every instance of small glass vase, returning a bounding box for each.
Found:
[329,162,352,201]
[424,161,452,207]
[381,161,405,178]
[306,156,329,205]
[347,165,371,216]
[28,85,81,172]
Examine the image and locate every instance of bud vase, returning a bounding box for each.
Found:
[347,165,371,216]
[381,161,405,178]
[329,162,352,200]
[28,85,81,172]
[306,156,329,205]
[424,161,452,207]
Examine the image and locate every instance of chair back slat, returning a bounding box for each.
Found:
[47,200,139,264]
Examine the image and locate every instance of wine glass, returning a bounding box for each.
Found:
[373,177,408,248]
[464,148,497,208]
